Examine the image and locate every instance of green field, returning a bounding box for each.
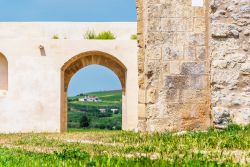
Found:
[0,124,249,166]
[68,90,122,130]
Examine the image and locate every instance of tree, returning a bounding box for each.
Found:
[80,115,90,128]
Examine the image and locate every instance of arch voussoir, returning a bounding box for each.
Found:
[60,50,127,132]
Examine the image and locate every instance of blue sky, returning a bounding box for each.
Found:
[68,65,122,96]
[0,0,136,96]
[0,0,136,22]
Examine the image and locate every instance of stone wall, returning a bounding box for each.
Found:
[210,0,250,127]
[138,0,212,132]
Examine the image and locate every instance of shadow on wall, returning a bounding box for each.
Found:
[0,53,8,91]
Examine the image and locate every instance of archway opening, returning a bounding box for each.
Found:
[0,53,8,91]
[67,65,123,130]
[61,51,127,132]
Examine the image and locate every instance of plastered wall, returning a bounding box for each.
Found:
[0,23,138,133]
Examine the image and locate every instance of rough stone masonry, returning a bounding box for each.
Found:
[138,0,250,131]
[210,0,250,128]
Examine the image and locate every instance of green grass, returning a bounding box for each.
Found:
[0,147,240,167]
[84,30,116,40]
[0,124,249,166]
[130,34,137,40]
[52,35,59,39]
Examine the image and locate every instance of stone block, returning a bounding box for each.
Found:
[211,68,240,86]
[162,44,184,60]
[175,4,184,17]
[181,89,208,103]
[148,4,162,18]
[160,18,175,32]
[212,38,240,50]
[161,18,192,32]
[165,75,189,90]
[188,33,205,46]
[137,119,147,132]
[162,32,174,45]
[194,7,206,17]
[138,74,145,88]
[196,46,206,60]
[186,18,194,32]
[174,32,187,46]
[225,53,247,63]
[138,89,146,103]
[169,61,181,74]
[146,32,165,46]
[147,118,180,132]
[211,60,228,69]
[183,6,193,18]
[212,107,231,126]
[146,104,158,119]
[138,104,146,118]
[240,61,250,73]
[190,75,208,90]
[231,108,250,125]
[162,60,170,74]
[211,23,240,38]
[184,46,196,60]
[165,88,180,103]
[146,87,157,104]
[161,4,175,17]
[145,60,161,79]
[194,17,206,33]
[181,103,211,131]
[148,18,161,32]
[146,45,162,59]
[181,62,206,75]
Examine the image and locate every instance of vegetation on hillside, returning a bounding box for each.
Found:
[68,90,122,130]
[0,124,249,166]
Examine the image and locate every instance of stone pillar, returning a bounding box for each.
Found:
[138,0,212,132]
[210,0,250,127]
[137,0,147,131]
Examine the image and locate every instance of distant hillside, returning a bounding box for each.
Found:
[82,90,122,102]
[68,90,122,107]
[67,90,122,130]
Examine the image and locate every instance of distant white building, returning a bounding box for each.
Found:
[99,109,106,113]
[79,96,102,102]
[111,109,119,113]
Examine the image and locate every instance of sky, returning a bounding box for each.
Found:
[0,0,136,22]
[0,0,136,96]
[68,65,122,96]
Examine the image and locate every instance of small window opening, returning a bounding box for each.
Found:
[192,0,203,7]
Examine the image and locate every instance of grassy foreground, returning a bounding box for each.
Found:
[0,124,249,166]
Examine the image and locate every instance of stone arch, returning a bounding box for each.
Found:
[60,51,127,132]
[0,53,8,91]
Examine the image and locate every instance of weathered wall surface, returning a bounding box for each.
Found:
[0,23,138,133]
[138,0,212,132]
[0,2,249,133]
[210,0,250,127]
